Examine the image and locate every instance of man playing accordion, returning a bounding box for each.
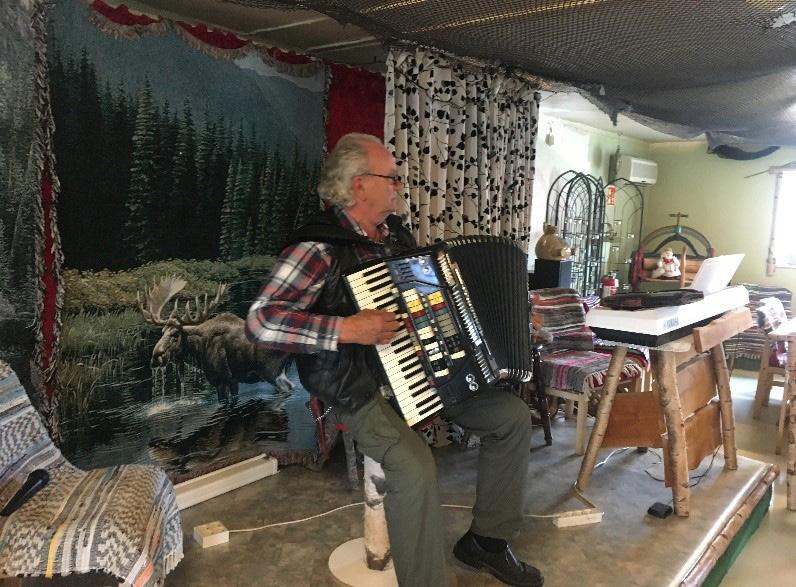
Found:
[246,133,543,587]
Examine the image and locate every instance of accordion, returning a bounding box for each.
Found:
[344,235,532,427]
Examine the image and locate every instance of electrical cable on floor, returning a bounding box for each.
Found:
[228,501,365,533]
[594,447,629,470]
[226,442,647,534]
[227,499,569,534]
[644,445,721,488]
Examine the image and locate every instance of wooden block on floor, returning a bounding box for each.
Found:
[193,521,229,548]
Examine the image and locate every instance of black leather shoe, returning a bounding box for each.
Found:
[453,532,544,587]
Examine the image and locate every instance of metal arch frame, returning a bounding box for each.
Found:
[545,171,606,297]
[639,225,714,259]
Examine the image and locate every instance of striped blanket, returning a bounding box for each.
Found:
[530,288,594,352]
[539,349,647,395]
[531,288,648,394]
[0,363,183,585]
[724,283,792,370]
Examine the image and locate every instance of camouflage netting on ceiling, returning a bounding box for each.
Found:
[225,0,796,147]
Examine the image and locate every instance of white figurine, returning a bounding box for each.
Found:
[650,247,681,279]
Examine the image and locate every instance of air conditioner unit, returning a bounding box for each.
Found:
[616,155,658,185]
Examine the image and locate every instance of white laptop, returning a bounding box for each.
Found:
[689,253,744,294]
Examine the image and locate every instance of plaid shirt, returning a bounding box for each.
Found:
[245,206,391,354]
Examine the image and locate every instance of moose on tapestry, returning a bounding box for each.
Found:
[48,0,325,478]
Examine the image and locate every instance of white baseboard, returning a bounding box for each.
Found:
[175,454,278,510]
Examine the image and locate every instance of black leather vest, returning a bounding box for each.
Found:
[283,209,416,413]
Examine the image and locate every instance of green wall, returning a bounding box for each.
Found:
[647,141,796,293]
[533,113,796,295]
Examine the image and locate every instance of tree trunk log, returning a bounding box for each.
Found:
[576,345,628,491]
[680,465,779,586]
[342,430,359,491]
[711,344,738,470]
[787,335,796,510]
[655,349,690,517]
[363,455,392,570]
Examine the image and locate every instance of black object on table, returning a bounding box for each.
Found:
[601,288,704,310]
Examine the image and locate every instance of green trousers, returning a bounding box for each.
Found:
[338,388,533,587]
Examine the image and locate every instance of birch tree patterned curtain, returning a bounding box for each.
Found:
[385,46,540,249]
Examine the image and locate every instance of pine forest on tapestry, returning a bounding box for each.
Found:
[0,0,38,392]
[48,0,324,478]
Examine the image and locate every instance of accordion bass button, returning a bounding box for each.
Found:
[465,374,475,383]
[468,382,479,392]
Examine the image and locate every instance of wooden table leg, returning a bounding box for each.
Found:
[787,335,796,510]
[711,344,738,470]
[576,345,628,492]
[655,349,690,517]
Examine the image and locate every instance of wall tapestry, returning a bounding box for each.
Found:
[48,0,327,480]
[0,0,57,410]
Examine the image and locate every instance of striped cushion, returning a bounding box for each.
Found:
[539,349,645,394]
[0,363,183,585]
[530,288,594,352]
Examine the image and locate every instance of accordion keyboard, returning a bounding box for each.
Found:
[346,263,445,426]
[345,236,531,427]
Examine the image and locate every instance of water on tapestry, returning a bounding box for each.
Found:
[47,0,325,478]
[0,1,39,393]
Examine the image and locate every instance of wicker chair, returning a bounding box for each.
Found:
[0,362,183,585]
[530,288,648,455]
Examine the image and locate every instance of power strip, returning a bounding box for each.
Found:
[552,508,604,528]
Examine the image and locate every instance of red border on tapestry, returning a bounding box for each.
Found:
[90,1,319,64]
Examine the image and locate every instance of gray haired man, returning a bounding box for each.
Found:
[247,133,543,586]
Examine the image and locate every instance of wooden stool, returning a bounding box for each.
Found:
[752,330,786,417]
[577,308,750,517]
[785,334,796,511]
[750,300,796,453]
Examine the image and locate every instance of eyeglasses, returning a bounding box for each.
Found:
[360,173,403,187]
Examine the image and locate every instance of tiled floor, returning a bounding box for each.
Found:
[168,370,794,587]
[20,370,796,586]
